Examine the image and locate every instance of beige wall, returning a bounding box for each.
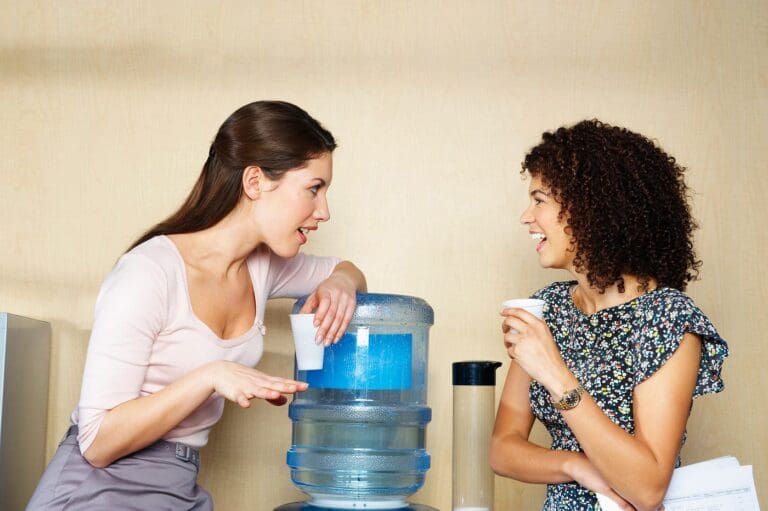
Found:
[1,1,765,509]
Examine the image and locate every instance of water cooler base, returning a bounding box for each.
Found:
[274,503,438,511]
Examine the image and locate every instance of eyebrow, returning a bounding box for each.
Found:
[311,178,327,186]
[529,188,551,197]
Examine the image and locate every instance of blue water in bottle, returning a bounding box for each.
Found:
[286,294,433,508]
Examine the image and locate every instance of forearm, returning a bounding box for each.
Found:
[83,362,215,468]
[549,375,672,508]
[489,433,581,484]
[332,261,367,292]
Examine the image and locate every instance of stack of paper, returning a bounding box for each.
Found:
[596,456,760,510]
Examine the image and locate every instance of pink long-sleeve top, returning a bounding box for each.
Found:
[71,235,340,454]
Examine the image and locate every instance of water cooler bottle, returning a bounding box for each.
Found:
[276,293,436,511]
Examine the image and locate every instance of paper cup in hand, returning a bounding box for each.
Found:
[289,314,324,370]
[501,298,545,319]
[502,298,546,335]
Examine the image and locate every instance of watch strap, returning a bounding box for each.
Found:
[550,383,585,410]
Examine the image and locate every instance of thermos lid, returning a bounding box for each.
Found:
[452,361,502,386]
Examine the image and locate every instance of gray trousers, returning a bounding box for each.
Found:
[26,426,213,510]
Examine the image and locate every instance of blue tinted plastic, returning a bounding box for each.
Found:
[286,293,434,504]
[304,332,412,390]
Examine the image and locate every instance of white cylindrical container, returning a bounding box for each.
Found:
[452,361,502,511]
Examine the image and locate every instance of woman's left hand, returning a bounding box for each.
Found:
[300,273,357,346]
[501,308,570,388]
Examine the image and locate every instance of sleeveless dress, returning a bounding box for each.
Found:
[529,281,729,511]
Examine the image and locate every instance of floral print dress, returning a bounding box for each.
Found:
[529,281,729,511]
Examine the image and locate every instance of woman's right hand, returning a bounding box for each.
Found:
[204,360,308,407]
[568,454,637,510]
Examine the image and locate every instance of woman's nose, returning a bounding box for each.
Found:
[315,195,330,222]
[520,205,534,225]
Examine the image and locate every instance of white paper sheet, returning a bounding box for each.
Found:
[596,457,760,511]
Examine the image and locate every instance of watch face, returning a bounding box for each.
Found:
[552,385,583,410]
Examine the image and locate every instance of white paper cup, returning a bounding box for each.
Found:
[501,298,545,319]
[289,314,324,370]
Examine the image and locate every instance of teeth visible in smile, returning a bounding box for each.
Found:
[531,232,546,241]
[299,228,308,234]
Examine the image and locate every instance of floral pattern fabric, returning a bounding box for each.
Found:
[529,281,728,511]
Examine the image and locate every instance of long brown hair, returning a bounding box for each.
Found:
[128,101,336,250]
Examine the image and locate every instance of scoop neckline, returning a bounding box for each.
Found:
[566,281,665,318]
[160,235,264,347]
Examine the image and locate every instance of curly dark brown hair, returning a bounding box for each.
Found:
[522,119,701,292]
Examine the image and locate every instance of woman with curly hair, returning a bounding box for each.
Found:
[490,120,728,511]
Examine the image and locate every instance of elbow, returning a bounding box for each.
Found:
[83,453,110,469]
[489,456,506,477]
[488,434,511,476]
[632,486,667,511]
[637,472,674,511]
[82,445,113,469]
[636,501,664,511]
[488,452,501,476]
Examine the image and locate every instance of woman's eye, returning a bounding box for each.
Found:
[534,198,544,205]
[309,186,320,196]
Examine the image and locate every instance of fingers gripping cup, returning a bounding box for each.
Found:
[289,314,324,370]
[501,299,545,335]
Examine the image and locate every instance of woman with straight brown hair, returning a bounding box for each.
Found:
[27,101,366,510]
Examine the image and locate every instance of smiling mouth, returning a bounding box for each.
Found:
[531,232,547,251]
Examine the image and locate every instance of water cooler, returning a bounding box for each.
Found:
[276,293,436,511]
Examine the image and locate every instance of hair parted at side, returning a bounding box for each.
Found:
[129,101,336,251]
[522,119,701,292]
